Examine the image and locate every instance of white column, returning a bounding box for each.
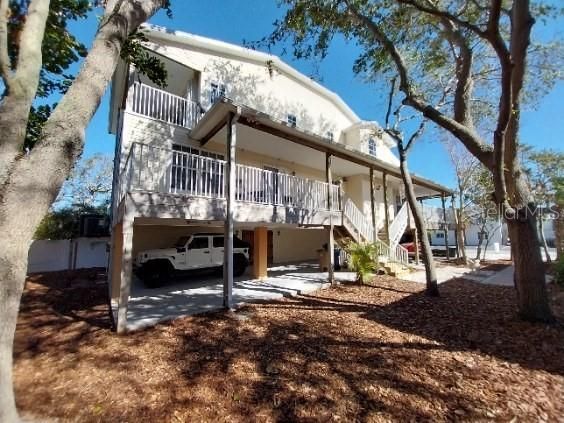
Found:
[223,111,239,308]
[370,167,377,242]
[326,153,335,284]
[116,217,133,334]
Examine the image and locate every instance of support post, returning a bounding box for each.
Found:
[407,207,423,264]
[224,111,239,309]
[451,195,460,259]
[441,194,450,260]
[326,153,335,284]
[369,168,378,242]
[253,227,268,279]
[383,172,390,245]
[116,217,133,334]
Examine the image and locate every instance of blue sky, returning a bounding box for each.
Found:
[70,0,563,189]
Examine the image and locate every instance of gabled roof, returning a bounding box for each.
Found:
[139,24,360,123]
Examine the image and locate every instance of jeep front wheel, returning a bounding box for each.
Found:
[233,254,248,277]
[142,260,172,288]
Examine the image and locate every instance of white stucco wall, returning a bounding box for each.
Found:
[273,228,327,263]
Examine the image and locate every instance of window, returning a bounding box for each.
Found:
[210,82,226,104]
[326,131,334,142]
[171,144,224,194]
[189,237,209,250]
[287,114,297,127]
[213,236,224,248]
[368,138,377,157]
[436,232,445,239]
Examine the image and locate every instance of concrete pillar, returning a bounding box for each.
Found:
[223,111,239,309]
[253,227,268,279]
[109,221,123,301]
[383,172,390,245]
[326,153,335,284]
[116,218,133,334]
[369,167,377,242]
[451,195,460,259]
[441,194,450,260]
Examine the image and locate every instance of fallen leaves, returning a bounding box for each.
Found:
[12,268,564,422]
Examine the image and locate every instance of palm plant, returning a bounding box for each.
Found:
[345,241,377,284]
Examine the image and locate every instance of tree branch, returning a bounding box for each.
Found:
[0,0,50,188]
[504,0,535,206]
[404,119,426,153]
[11,0,166,205]
[385,76,397,129]
[14,0,51,97]
[439,16,475,128]
[343,0,494,169]
[396,0,486,38]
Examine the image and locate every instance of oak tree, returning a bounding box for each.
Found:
[0,1,171,420]
[261,0,563,322]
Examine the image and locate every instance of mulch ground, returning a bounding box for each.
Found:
[14,268,564,422]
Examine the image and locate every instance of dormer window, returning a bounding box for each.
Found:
[210,82,226,104]
[287,114,297,127]
[368,138,377,157]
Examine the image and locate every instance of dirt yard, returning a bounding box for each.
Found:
[14,267,564,422]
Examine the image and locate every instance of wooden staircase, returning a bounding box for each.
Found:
[337,196,410,268]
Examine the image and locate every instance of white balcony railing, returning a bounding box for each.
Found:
[126,82,202,129]
[118,143,341,212]
[236,164,340,211]
[343,196,374,242]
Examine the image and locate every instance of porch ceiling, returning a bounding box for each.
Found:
[190,99,452,196]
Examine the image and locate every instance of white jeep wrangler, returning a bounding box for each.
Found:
[136,233,250,287]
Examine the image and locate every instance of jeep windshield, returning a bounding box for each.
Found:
[174,236,190,248]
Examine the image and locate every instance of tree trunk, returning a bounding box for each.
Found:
[0,2,166,420]
[507,207,553,322]
[538,210,552,264]
[399,152,439,296]
[0,254,28,423]
[457,194,467,263]
[482,229,492,261]
[475,236,482,261]
[556,205,563,261]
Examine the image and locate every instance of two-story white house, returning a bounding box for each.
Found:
[107,24,452,332]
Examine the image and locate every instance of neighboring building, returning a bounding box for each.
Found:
[107,24,452,332]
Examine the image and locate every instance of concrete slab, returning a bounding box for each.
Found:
[401,265,476,284]
[480,265,515,286]
[464,246,556,261]
[125,262,356,331]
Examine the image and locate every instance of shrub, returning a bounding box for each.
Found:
[345,241,377,284]
[555,256,564,286]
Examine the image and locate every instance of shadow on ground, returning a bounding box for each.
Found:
[13,270,564,422]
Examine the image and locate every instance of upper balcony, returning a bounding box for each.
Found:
[126,81,204,130]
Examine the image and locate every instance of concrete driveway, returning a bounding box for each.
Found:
[125,262,356,331]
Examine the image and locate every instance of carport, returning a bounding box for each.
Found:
[122,262,356,331]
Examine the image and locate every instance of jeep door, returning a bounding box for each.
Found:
[186,236,212,269]
[211,236,224,266]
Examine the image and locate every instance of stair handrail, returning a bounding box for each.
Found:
[342,195,374,242]
[388,201,409,247]
[374,238,410,266]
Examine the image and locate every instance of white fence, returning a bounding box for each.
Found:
[127,82,202,129]
[27,237,109,274]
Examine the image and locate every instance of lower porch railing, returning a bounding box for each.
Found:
[118,142,341,212]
